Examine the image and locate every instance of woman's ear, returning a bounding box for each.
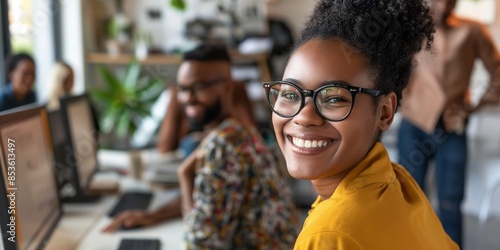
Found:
[377,92,397,132]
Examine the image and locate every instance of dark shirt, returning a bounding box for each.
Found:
[0,84,37,112]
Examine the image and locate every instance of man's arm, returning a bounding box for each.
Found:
[157,85,189,153]
[177,147,198,216]
[102,194,182,233]
[474,23,500,109]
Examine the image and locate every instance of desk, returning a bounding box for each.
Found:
[76,189,184,250]
[45,173,185,250]
[44,197,115,250]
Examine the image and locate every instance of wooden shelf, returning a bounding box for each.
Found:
[86,53,183,65]
[86,51,272,81]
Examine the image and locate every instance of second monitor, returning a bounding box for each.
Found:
[48,93,102,202]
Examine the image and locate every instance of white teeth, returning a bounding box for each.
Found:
[291,137,330,148]
[296,138,304,147]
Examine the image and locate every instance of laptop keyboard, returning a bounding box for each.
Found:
[117,238,160,250]
[108,191,153,217]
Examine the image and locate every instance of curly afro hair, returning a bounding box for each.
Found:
[294,0,435,106]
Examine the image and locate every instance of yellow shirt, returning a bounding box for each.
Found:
[294,142,459,250]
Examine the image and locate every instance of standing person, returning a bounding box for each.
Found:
[398,0,500,246]
[0,53,36,112]
[46,61,74,111]
[263,0,458,249]
[104,43,299,249]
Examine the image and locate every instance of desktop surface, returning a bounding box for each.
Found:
[44,172,184,250]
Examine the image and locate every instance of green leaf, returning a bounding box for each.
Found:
[169,0,186,11]
[115,109,131,138]
[136,77,164,94]
[134,104,152,118]
[99,66,124,92]
[107,18,118,39]
[139,90,164,105]
[89,88,115,104]
[101,108,119,133]
[124,60,141,89]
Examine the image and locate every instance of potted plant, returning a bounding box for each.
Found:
[91,60,165,148]
[105,0,132,55]
[91,60,165,178]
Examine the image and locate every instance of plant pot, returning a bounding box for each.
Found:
[105,39,128,56]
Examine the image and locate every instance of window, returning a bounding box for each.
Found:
[8,0,34,55]
[456,0,496,24]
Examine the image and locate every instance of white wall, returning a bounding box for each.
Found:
[266,0,319,40]
[61,0,85,94]
[33,0,56,103]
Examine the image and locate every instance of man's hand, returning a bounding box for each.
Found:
[443,104,473,134]
[102,210,155,233]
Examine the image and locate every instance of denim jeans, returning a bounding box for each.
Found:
[397,118,466,247]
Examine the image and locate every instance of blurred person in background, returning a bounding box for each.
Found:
[104,43,299,249]
[398,0,500,247]
[46,61,74,111]
[0,53,36,112]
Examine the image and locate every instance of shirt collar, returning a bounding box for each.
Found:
[311,142,395,208]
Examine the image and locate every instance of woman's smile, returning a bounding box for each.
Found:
[286,134,336,155]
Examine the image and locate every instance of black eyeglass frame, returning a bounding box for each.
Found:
[176,78,227,97]
[262,80,383,122]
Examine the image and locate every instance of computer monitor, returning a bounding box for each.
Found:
[47,109,81,200]
[55,94,100,200]
[0,104,62,250]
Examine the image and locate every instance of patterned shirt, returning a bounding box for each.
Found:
[184,118,299,249]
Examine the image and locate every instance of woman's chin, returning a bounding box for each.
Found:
[286,165,318,180]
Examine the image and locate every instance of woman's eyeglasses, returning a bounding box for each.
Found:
[177,78,226,98]
[262,80,382,121]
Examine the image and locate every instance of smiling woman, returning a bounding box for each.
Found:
[263,0,460,249]
[0,53,36,112]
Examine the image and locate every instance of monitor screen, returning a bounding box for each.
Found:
[0,105,62,250]
[59,94,98,191]
[47,110,78,198]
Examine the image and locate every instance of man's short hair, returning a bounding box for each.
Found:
[183,43,231,63]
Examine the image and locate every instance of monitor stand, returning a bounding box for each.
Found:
[59,174,119,203]
[59,182,102,203]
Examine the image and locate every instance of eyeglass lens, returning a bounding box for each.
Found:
[268,83,353,120]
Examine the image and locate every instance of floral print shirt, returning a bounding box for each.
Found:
[184,118,299,249]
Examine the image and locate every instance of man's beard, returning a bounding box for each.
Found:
[187,98,222,132]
